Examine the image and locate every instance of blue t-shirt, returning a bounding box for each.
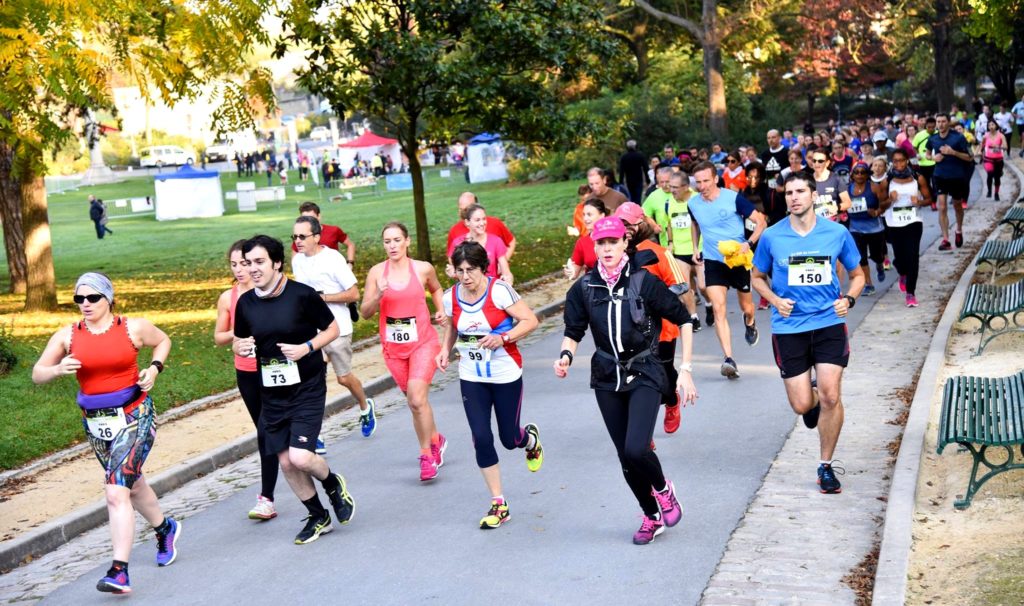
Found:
[709,151,727,164]
[846,182,884,234]
[688,189,755,263]
[926,130,972,180]
[753,218,861,334]
[1012,101,1024,125]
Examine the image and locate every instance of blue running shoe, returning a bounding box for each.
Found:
[360,399,377,438]
[315,438,327,455]
[875,264,885,284]
[862,284,876,296]
[817,462,845,494]
[155,517,181,566]
[97,567,131,594]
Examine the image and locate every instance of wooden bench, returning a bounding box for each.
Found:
[937,370,1024,509]
[976,237,1024,283]
[958,278,1024,354]
[999,206,1024,239]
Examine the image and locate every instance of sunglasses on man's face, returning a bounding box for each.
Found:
[727,159,738,164]
[291,233,318,241]
[74,294,105,304]
[811,158,828,164]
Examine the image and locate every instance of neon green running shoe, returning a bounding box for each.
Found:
[479,499,510,529]
[524,423,543,472]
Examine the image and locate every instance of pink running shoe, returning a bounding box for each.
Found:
[906,294,919,308]
[419,454,438,481]
[632,514,665,545]
[431,433,448,469]
[651,481,682,527]
[898,275,907,293]
[883,257,892,271]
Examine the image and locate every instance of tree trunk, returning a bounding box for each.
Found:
[702,0,727,139]
[988,63,1020,106]
[20,151,57,311]
[932,0,954,112]
[402,118,432,263]
[0,142,27,294]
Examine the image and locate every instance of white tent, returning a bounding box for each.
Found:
[153,165,224,221]
[336,131,403,173]
[466,133,508,183]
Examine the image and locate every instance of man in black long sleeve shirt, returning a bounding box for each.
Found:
[619,140,648,203]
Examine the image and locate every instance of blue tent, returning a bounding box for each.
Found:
[154,164,219,181]
[468,133,503,145]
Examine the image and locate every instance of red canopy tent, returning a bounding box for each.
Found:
[335,131,402,172]
[338,131,398,148]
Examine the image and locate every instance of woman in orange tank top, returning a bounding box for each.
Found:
[361,222,450,482]
[32,272,176,595]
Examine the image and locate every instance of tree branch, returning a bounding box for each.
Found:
[632,0,703,42]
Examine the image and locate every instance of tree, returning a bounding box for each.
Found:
[0,139,26,294]
[963,0,1024,104]
[278,0,615,263]
[0,0,274,310]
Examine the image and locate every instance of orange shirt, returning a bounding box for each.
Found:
[572,203,588,237]
[636,240,685,341]
[723,169,748,192]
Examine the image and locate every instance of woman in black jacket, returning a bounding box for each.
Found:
[553,216,699,545]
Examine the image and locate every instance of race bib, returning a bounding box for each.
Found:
[788,255,832,286]
[85,407,128,441]
[671,213,690,230]
[814,197,838,219]
[849,196,868,214]
[768,177,778,189]
[260,357,300,387]
[455,333,492,363]
[385,316,418,343]
[890,207,918,226]
[745,218,757,232]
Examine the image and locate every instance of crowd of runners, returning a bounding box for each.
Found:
[31,106,1018,594]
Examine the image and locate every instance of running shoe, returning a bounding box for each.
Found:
[419,454,438,481]
[930,203,937,211]
[720,357,739,379]
[705,305,715,327]
[804,378,820,429]
[744,321,759,346]
[938,239,952,251]
[691,315,702,333]
[862,284,876,296]
[632,514,665,545]
[758,296,769,311]
[876,264,885,284]
[817,461,845,494]
[294,512,333,544]
[315,438,327,455]
[898,275,907,293]
[651,481,682,527]
[96,567,131,594]
[360,398,377,438]
[524,423,543,472]
[955,232,963,248]
[432,433,448,468]
[155,518,180,567]
[906,294,919,308]
[479,499,510,529]
[663,403,681,434]
[883,256,892,271]
[325,473,355,525]
[248,495,277,521]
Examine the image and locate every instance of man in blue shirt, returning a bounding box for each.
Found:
[926,113,975,250]
[751,172,864,494]
[689,161,767,379]
[1012,93,1024,158]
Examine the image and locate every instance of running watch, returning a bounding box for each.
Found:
[844,295,856,308]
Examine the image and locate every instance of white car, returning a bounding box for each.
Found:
[140,145,194,168]
[309,126,331,142]
[205,142,232,162]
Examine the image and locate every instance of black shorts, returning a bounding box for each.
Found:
[703,259,750,292]
[932,176,970,201]
[259,379,327,455]
[674,253,695,266]
[771,323,850,379]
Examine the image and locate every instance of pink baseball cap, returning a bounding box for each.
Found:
[590,216,626,241]
[614,202,645,225]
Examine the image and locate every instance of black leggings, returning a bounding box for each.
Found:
[658,340,678,406]
[984,157,1004,192]
[887,221,923,296]
[595,386,666,517]
[851,231,887,267]
[237,369,279,501]
[460,378,527,468]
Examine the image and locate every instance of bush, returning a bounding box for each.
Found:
[0,324,16,378]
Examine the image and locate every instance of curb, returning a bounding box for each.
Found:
[0,291,567,572]
[872,161,1024,604]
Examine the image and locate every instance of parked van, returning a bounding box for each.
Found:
[140,145,194,168]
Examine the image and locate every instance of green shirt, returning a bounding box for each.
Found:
[912,131,935,167]
[666,190,697,256]
[642,188,673,248]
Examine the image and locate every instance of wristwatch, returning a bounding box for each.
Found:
[501,333,511,344]
[844,295,856,308]
[150,360,164,373]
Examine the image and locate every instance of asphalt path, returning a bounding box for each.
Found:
[42,179,965,604]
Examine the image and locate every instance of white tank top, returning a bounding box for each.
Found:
[884,179,922,227]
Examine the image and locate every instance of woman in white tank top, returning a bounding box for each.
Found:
[884,149,933,307]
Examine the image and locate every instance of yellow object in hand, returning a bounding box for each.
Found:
[718,240,753,270]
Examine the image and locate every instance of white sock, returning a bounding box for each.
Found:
[820,460,831,466]
[524,432,537,450]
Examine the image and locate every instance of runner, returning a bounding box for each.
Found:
[292,202,356,262]
[566,198,608,280]
[362,222,449,481]
[448,204,513,284]
[721,153,748,192]
[689,161,767,379]
[231,236,355,545]
[214,241,279,520]
[587,167,628,212]
[436,241,543,528]
[751,172,865,495]
[554,216,698,544]
[665,171,703,330]
[885,149,933,307]
[981,119,1008,200]
[912,116,938,209]
[759,129,790,187]
[846,162,888,295]
[446,192,516,259]
[641,167,674,246]
[32,273,178,594]
[291,216,377,447]
[927,113,974,250]
[809,150,853,223]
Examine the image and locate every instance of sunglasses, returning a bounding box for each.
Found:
[811,158,828,164]
[74,294,105,304]
[727,159,738,164]
[852,170,868,175]
[291,233,319,241]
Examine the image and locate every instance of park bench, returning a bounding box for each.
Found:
[937,370,1024,509]
[998,206,1024,239]
[975,236,1024,283]
[958,277,1024,355]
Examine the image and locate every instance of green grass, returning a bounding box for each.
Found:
[0,167,579,469]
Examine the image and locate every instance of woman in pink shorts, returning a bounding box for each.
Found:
[362,222,449,481]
